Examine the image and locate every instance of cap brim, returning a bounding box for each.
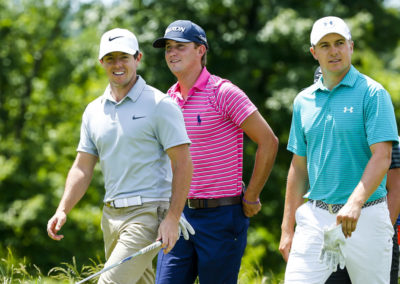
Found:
[152,37,192,48]
[311,31,350,46]
[99,46,137,60]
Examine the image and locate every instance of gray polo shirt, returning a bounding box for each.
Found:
[77,76,191,202]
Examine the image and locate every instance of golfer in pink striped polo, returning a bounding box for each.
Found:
[153,20,278,284]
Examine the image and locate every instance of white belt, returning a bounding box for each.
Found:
[105,196,170,208]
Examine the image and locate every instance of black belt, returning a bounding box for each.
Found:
[186,196,241,209]
[309,196,386,214]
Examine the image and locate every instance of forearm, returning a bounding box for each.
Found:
[281,166,307,233]
[245,134,278,199]
[56,163,94,214]
[279,156,308,261]
[167,154,192,221]
[387,188,400,225]
[47,155,95,240]
[387,168,400,225]
[347,148,391,207]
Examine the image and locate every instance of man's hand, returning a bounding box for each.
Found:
[178,214,195,240]
[47,211,67,241]
[319,224,346,272]
[242,191,261,217]
[157,214,180,254]
[279,230,294,262]
[336,202,362,238]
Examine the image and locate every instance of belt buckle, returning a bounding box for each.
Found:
[187,199,196,209]
[105,201,115,208]
[328,204,334,214]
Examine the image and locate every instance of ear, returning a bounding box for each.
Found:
[198,44,206,56]
[310,46,318,60]
[136,52,143,62]
[99,59,105,68]
[349,40,354,54]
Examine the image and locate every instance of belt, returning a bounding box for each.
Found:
[186,196,241,209]
[309,196,386,214]
[105,196,170,208]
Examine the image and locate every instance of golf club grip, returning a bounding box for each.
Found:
[75,240,162,284]
[138,240,162,254]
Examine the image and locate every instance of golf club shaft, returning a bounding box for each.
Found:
[76,240,162,284]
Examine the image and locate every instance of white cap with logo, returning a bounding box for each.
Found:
[310,16,351,46]
[98,28,139,60]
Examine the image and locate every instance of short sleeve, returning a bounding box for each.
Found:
[154,97,191,151]
[287,98,307,156]
[77,110,99,156]
[364,88,398,146]
[215,81,257,126]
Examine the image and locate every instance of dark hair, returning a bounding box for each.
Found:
[133,51,140,60]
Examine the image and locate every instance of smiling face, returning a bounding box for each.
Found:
[164,40,205,76]
[101,51,142,90]
[310,33,353,82]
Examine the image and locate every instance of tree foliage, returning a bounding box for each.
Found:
[1,0,400,277]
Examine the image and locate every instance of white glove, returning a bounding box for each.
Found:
[319,224,346,272]
[178,214,195,240]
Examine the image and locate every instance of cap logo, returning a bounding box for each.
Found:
[323,20,335,28]
[165,26,186,35]
[109,36,123,41]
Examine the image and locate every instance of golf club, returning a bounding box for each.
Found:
[75,240,162,284]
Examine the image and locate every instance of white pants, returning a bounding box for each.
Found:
[285,201,393,284]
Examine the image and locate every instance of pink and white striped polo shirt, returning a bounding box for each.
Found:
[168,67,257,199]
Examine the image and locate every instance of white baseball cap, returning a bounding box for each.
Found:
[98,28,139,60]
[310,16,351,46]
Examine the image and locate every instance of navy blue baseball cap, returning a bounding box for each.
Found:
[153,20,208,49]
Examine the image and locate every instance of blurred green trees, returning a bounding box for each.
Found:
[1,0,400,278]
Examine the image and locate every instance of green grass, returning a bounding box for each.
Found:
[0,247,103,284]
[0,247,284,283]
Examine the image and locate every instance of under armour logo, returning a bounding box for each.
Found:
[323,20,335,28]
[343,107,354,113]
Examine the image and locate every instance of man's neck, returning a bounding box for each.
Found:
[323,66,350,91]
[110,76,138,102]
[176,66,203,99]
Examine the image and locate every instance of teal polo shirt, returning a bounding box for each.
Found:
[77,76,191,202]
[288,66,398,204]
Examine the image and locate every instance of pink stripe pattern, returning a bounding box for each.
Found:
[168,68,257,198]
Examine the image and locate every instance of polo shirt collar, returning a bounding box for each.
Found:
[316,65,357,92]
[191,67,210,93]
[171,67,211,101]
[103,75,146,104]
[126,75,146,102]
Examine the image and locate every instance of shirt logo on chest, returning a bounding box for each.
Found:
[197,114,202,125]
[343,106,354,113]
[132,115,145,120]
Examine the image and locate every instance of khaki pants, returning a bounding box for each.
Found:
[98,201,169,284]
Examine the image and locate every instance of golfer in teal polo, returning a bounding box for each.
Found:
[280,16,398,283]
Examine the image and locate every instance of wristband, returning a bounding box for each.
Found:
[242,197,260,205]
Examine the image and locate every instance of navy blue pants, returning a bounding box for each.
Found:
[156,204,249,284]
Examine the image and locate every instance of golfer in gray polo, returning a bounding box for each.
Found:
[47,28,193,284]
